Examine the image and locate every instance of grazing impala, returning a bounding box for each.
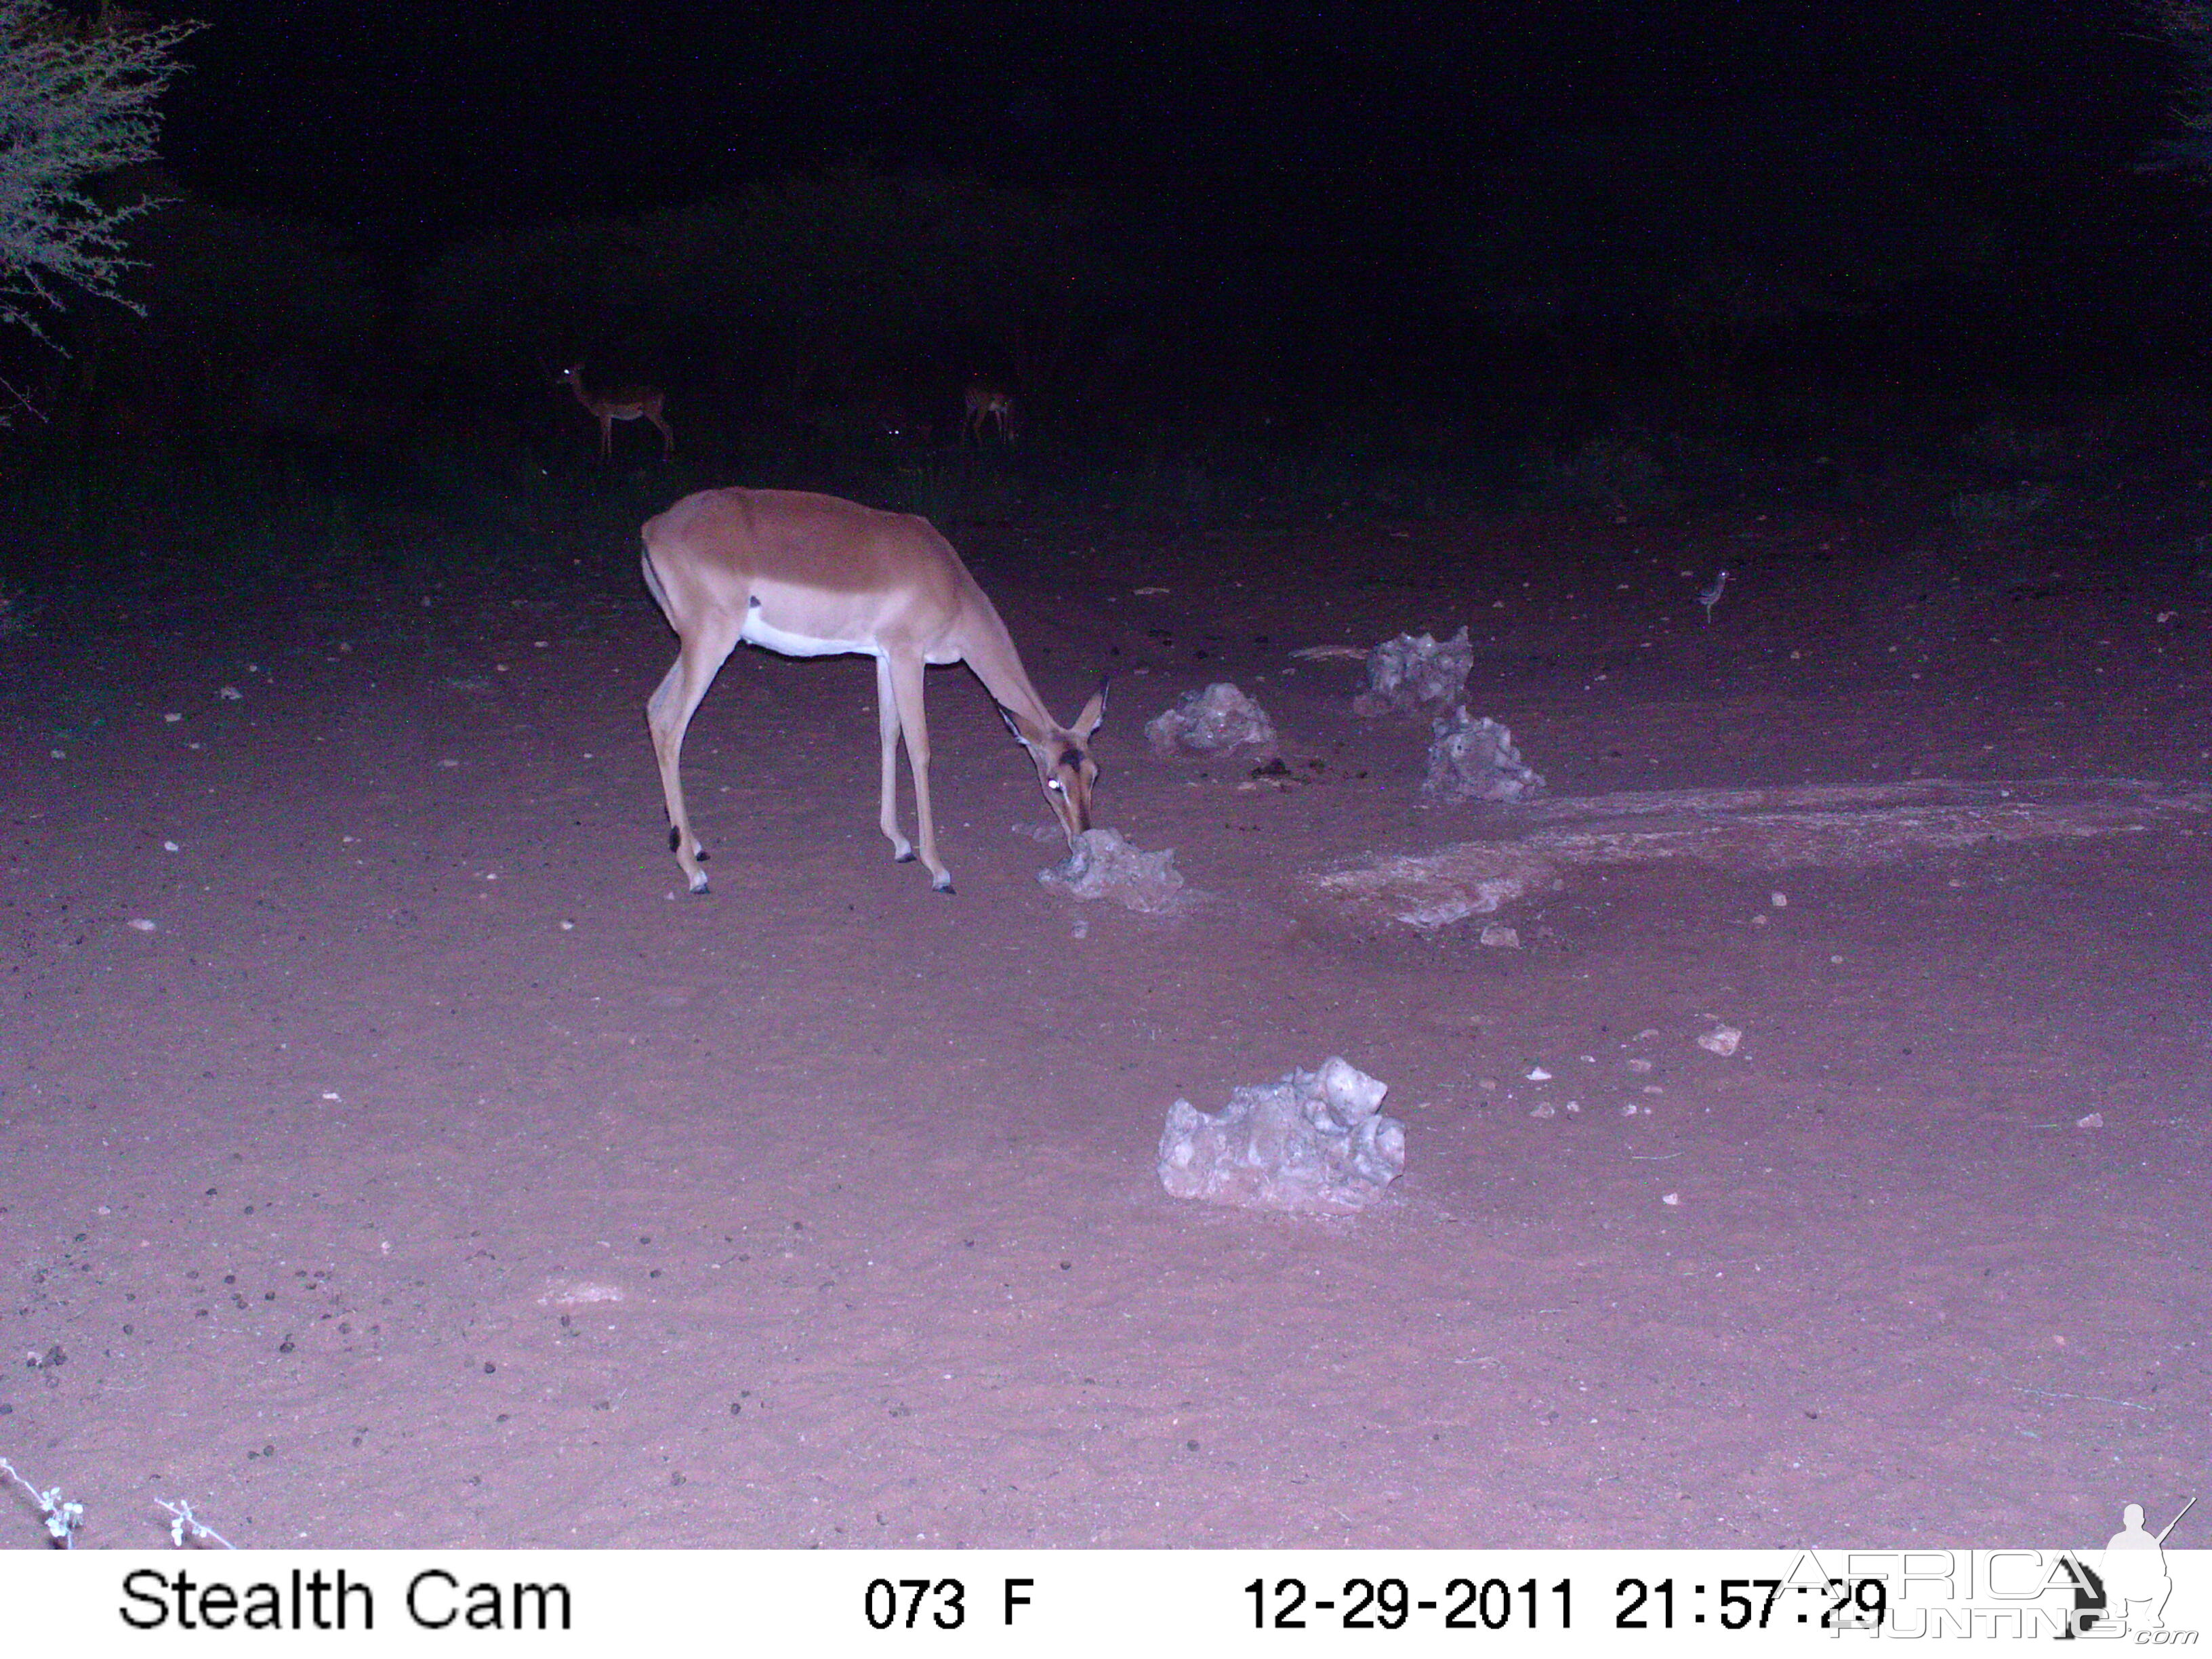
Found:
[961,382,1017,444]
[639,488,1106,895]
[558,365,674,459]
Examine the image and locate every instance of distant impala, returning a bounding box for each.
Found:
[961,382,1017,445]
[558,365,674,460]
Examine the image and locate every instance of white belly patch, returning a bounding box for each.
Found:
[740,608,877,659]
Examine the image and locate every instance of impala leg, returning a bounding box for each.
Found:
[645,623,739,893]
[888,649,953,893]
[874,654,914,864]
[649,411,675,456]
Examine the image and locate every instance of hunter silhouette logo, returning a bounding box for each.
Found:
[2066,1496,2195,1638]
[2102,1496,2193,1633]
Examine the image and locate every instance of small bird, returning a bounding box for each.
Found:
[1697,569,1730,624]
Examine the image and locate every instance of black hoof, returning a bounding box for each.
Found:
[934,883,956,896]
[895,849,916,863]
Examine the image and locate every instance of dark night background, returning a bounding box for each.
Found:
[159,1,2203,371]
[7,0,2212,564]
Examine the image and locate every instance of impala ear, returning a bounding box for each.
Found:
[999,703,1046,754]
[1073,680,1108,740]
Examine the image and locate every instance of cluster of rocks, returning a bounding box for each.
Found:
[1039,826,1187,915]
[1144,681,1277,758]
[1158,1056,1406,1216]
[1353,626,1544,805]
[1421,708,1544,804]
[1353,627,1473,717]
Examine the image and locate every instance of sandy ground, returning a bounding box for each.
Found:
[2,494,2207,1551]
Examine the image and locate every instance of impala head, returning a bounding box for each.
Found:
[1005,683,1107,848]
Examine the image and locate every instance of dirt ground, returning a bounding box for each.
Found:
[3,492,2207,1551]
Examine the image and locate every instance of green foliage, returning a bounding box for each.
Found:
[2142,1,2212,178]
[1957,416,2066,468]
[1452,130,1991,381]
[405,168,1139,414]
[0,1,197,344]
[0,178,388,447]
[1540,432,1678,514]
[407,217,664,396]
[124,196,378,381]
[1949,482,2052,532]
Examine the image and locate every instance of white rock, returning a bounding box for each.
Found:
[1354,627,1473,716]
[1158,1057,1406,1216]
[1040,827,1186,915]
[1145,682,1277,758]
[1422,710,1545,804]
[1696,1025,1743,1057]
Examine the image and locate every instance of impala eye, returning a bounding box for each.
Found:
[1047,779,1065,793]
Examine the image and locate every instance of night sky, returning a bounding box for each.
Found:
[161,3,2166,234]
[110,2,2212,383]
[157,11,2162,211]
